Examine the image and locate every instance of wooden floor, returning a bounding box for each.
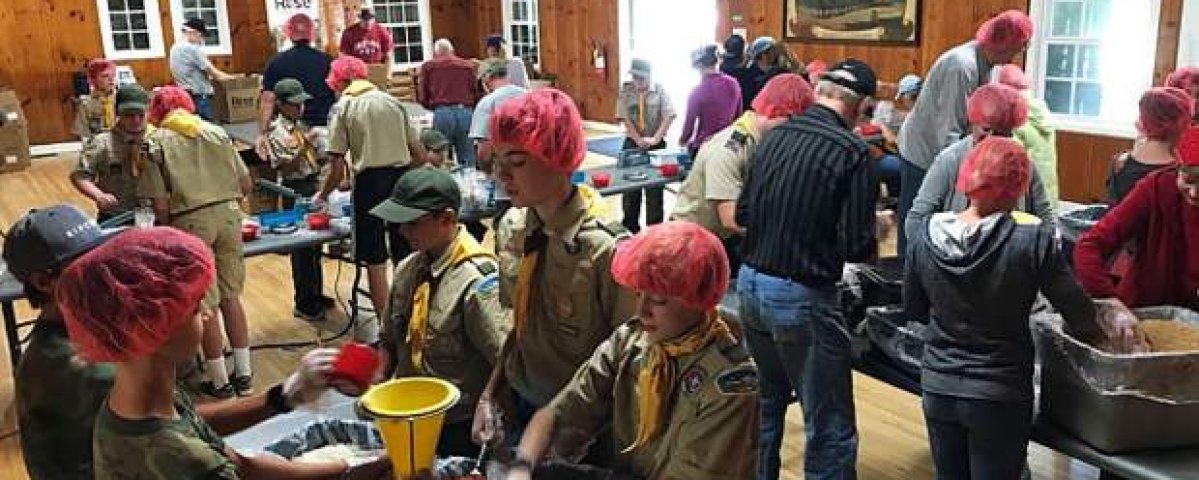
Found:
[0,154,1104,479]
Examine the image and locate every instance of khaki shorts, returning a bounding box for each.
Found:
[172,201,245,308]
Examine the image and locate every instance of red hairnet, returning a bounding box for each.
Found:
[967,83,1029,134]
[611,221,729,310]
[488,88,584,174]
[956,136,1031,205]
[1166,67,1199,95]
[57,227,215,363]
[1137,88,1193,141]
[752,73,814,119]
[327,55,369,92]
[148,86,196,126]
[806,60,828,81]
[976,10,1034,54]
[995,64,1030,90]
[285,13,315,41]
[86,58,116,84]
[1179,126,1199,168]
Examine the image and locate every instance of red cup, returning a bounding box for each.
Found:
[307,212,331,230]
[241,223,259,242]
[591,171,612,188]
[659,163,680,177]
[330,342,381,397]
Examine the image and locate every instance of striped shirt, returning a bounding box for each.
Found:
[736,104,878,287]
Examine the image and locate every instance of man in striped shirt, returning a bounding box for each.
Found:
[735,59,879,480]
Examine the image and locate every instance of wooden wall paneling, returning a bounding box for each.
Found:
[1154,0,1184,85]
[429,0,476,59]
[1055,131,1097,202]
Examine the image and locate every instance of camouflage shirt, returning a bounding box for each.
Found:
[93,388,239,479]
[16,317,115,479]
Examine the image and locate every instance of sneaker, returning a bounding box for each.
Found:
[199,381,235,399]
[231,374,253,397]
[315,295,336,310]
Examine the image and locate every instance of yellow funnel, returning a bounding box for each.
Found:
[360,377,461,479]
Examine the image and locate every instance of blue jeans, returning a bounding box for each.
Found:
[432,106,477,169]
[190,93,214,122]
[896,160,927,258]
[738,264,858,480]
[877,154,903,201]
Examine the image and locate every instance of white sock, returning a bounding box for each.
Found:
[232,348,253,377]
[206,358,230,387]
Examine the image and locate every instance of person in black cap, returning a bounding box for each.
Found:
[3,204,116,479]
[169,17,234,121]
[720,34,747,78]
[71,84,157,223]
[485,34,530,88]
[736,59,879,480]
[369,167,509,457]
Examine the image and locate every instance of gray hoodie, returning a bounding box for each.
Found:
[904,211,1101,401]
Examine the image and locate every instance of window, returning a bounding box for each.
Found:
[169,0,232,55]
[97,0,166,60]
[1026,0,1162,138]
[503,0,541,67]
[1179,0,1199,67]
[373,0,432,70]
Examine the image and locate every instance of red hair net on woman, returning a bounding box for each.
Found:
[285,13,316,42]
[147,86,196,126]
[1179,126,1199,168]
[327,55,369,92]
[955,136,1032,205]
[488,88,585,174]
[1166,67,1199,95]
[1137,87,1194,140]
[994,64,1030,90]
[57,227,215,363]
[611,221,729,311]
[752,73,814,119]
[967,83,1029,134]
[85,58,116,84]
[975,10,1034,54]
[806,60,828,82]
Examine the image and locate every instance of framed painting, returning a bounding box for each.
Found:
[784,0,921,45]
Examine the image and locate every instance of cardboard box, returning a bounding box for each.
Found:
[0,89,30,174]
[368,64,391,90]
[213,75,261,124]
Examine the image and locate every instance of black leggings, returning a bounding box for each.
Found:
[922,391,1033,480]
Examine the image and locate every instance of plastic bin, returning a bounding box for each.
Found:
[1034,307,1199,453]
[1057,204,1108,244]
[864,305,928,377]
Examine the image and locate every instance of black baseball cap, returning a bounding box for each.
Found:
[359,8,374,20]
[370,168,461,224]
[183,17,208,36]
[821,59,878,98]
[2,204,114,282]
[723,34,746,59]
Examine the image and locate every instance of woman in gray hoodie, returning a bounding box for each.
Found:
[903,137,1108,480]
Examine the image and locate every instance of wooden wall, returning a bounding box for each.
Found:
[717,0,1188,203]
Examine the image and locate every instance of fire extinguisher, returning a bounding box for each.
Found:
[592,40,607,81]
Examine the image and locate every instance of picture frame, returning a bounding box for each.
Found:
[784,0,921,46]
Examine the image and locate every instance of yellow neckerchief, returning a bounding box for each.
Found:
[732,111,760,142]
[159,109,203,138]
[513,185,608,340]
[626,311,736,452]
[284,117,319,171]
[342,79,377,98]
[637,91,648,133]
[98,93,116,130]
[407,229,495,370]
[121,124,156,177]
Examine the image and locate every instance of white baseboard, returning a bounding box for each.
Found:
[31,142,81,157]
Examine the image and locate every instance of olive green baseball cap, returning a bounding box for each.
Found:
[420,129,450,151]
[273,78,312,105]
[370,168,461,224]
[477,57,509,81]
[115,85,149,113]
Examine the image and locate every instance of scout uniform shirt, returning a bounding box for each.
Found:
[75,91,116,145]
[495,186,639,406]
[327,80,419,173]
[94,388,239,479]
[267,115,326,181]
[671,111,760,239]
[72,126,160,216]
[16,317,115,479]
[617,82,676,138]
[385,226,511,424]
[549,320,760,480]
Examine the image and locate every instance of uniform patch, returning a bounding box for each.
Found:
[715,366,759,395]
[681,367,707,395]
[724,130,749,154]
[474,273,499,298]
